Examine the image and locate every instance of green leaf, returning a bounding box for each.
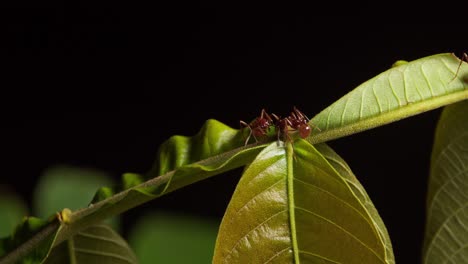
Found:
[309,53,468,144]
[147,118,247,177]
[32,165,120,233]
[44,224,137,264]
[0,188,28,238]
[0,217,61,263]
[423,100,468,263]
[213,140,394,263]
[0,119,264,263]
[128,212,218,264]
[33,165,114,219]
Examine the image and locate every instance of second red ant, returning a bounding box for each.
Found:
[240,108,274,145]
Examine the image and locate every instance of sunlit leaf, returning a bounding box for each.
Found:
[310,53,468,144]
[128,212,218,264]
[423,100,468,263]
[213,140,394,263]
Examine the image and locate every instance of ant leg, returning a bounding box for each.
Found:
[313,123,321,132]
[261,109,273,123]
[240,120,253,145]
[296,107,310,121]
[271,113,280,121]
[277,131,281,146]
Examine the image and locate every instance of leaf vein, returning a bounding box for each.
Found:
[263,247,291,264]
[387,75,402,107]
[223,209,288,262]
[420,64,435,97]
[234,177,284,215]
[294,178,376,232]
[295,206,385,263]
[298,250,342,263]
[74,248,136,263]
[425,201,468,261]
[372,86,383,113]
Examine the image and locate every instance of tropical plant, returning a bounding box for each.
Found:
[0,52,467,263]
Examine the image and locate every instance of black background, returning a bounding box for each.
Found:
[2,4,468,263]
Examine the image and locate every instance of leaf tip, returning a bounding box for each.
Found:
[90,186,115,204]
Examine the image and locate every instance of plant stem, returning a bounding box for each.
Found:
[0,143,265,264]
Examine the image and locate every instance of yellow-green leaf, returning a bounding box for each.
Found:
[309,53,468,144]
[213,140,394,263]
[423,100,468,263]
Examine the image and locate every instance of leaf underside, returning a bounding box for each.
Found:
[309,53,468,144]
[213,140,394,264]
[423,100,468,263]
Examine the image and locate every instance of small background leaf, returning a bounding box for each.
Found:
[0,187,28,238]
[33,165,114,218]
[32,165,119,230]
[45,224,137,264]
[128,211,218,264]
[213,140,394,263]
[423,100,468,263]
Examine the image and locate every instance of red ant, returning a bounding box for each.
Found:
[240,107,318,146]
[240,109,274,145]
[288,106,313,139]
[272,106,315,144]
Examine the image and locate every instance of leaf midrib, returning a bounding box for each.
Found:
[286,143,300,263]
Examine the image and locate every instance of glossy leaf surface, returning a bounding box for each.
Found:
[423,100,468,263]
[213,140,394,263]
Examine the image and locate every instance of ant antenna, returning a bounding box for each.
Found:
[450,52,467,83]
